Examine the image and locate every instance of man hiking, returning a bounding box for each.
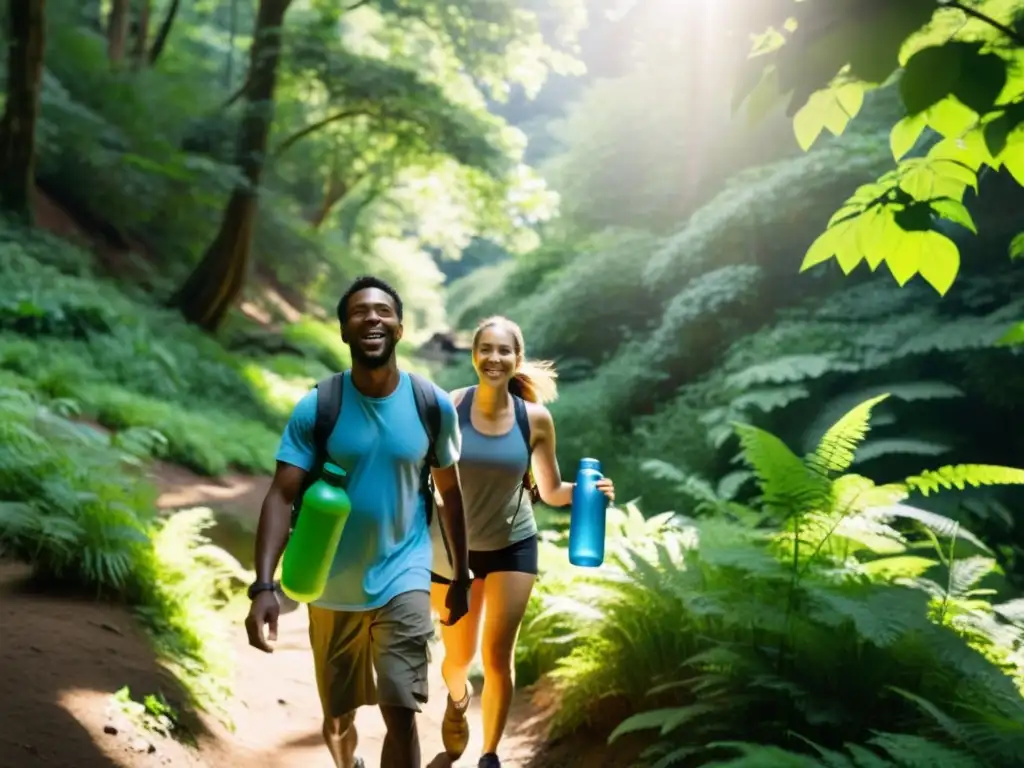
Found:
[245,275,472,768]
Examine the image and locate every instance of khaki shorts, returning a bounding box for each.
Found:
[308,590,433,716]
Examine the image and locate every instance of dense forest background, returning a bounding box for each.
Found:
[1,1,1023,767]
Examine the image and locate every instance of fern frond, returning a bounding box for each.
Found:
[703,742,829,767]
[868,732,985,767]
[810,394,889,475]
[949,556,999,598]
[725,354,853,389]
[853,439,951,464]
[890,689,1024,765]
[608,701,723,743]
[734,422,830,517]
[874,504,990,552]
[994,599,1024,624]
[905,464,1024,497]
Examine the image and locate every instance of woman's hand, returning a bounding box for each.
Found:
[596,477,615,503]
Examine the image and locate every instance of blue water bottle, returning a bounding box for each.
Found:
[569,458,607,567]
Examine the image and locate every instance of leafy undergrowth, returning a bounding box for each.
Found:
[0,387,249,721]
[0,223,338,475]
[520,396,1024,767]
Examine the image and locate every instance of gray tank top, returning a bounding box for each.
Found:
[431,387,536,568]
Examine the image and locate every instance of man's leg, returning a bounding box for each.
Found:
[369,590,435,768]
[308,604,377,768]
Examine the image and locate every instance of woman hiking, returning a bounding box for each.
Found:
[429,315,616,768]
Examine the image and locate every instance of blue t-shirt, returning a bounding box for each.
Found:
[276,372,461,611]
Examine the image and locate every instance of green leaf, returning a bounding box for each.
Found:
[890,112,927,161]
[812,393,889,475]
[900,157,977,201]
[900,45,962,115]
[856,206,905,269]
[792,83,866,150]
[917,232,960,295]
[800,217,860,273]
[925,98,979,139]
[998,320,1024,346]
[1000,132,1024,185]
[983,102,1024,157]
[886,231,923,286]
[847,0,938,84]
[745,67,784,126]
[1009,231,1024,260]
[930,198,976,234]
[951,46,1007,116]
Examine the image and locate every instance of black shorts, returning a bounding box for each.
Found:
[431,534,539,584]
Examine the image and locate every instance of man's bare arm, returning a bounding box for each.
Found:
[432,463,470,581]
[254,462,307,583]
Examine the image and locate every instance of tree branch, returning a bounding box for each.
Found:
[345,0,371,9]
[148,0,181,65]
[945,1,1024,46]
[271,109,373,157]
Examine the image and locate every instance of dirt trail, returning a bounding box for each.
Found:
[0,464,547,768]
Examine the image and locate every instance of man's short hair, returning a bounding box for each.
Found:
[336,276,404,325]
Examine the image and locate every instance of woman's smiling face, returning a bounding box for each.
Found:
[473,324,518,387]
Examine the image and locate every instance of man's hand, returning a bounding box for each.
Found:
[442,577,471,626]
[245,591,280,653]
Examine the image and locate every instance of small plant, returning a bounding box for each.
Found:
[0,388,249,720]
[111,686,180,738]
[531,395,1024,767]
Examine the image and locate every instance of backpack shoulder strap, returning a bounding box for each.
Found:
[408,373,447,553]
[313,373,344,455]
[455,386,476,427]
[511,394,539,506]
[512,394,531,454]
[292,373,344,528]
[408,372,441,464]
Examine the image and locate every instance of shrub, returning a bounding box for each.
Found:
[530,395,1024,766]
[0,388,248,716]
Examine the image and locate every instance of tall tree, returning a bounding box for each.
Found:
[147,0,181,66]
[107,0,130,63]
[172,0,583,331]
[170,0,292,330]
[0,0,46,223]
[130,0,152,68]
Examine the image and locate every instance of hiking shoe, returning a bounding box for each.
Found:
[478,754,501,768]
[441,680,473,759]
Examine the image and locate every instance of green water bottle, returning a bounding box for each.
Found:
[281,463,352,603]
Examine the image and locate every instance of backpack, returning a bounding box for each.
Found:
[455,386,538,529]
[290,372,444,550]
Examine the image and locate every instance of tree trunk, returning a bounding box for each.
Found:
[130,0,151,68]
[0,0,46,223]
[107,0,130,63]
[170,0,292,331]
[148,0,180,66]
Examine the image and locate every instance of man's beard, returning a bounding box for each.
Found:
[350,335,396,369]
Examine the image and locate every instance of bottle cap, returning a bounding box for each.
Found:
[579,457,601,472]
[323,462,347,479]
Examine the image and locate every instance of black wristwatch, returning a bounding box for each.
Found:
[247,580,278,600]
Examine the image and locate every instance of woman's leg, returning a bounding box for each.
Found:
[479,570,536,754]
[429,579,486,701]
[431,578,486,758]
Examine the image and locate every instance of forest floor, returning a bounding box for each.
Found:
[0,462,565,768]
[0,464,557,768]
[0,187,631,768]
